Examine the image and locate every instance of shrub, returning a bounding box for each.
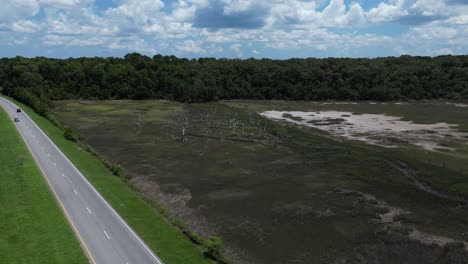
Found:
[63,126,79,142]
[109,163,124,178]
[204,236,222,259]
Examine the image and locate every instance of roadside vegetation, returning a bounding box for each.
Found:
[3,97,215,264]
[0,107,87,264]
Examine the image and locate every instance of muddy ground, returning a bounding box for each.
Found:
[54,100,468,264]
[261,110,468,151]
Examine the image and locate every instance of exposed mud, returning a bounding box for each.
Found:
[128,174,215,238]
[388,161,468,206]
[261,110,468,151]
[446,102,468,108]
[335,188,468,263]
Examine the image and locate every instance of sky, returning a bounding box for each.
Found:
[0,0,467,59]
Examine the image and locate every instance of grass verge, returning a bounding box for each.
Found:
[0,107,87,264]
[1,97,213,264]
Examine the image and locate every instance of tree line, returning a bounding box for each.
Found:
[1,53,467,115]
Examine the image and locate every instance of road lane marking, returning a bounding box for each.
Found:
[73,189,78,195]
[61,172,65,177]
[86,207,92,215]
[2,98,163,264]
[103,230,111,240]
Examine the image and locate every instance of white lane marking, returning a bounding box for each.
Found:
[103,230,111,240]
[2,99,163,264]
[86,207,92,214]
[73,189,78,195]
[61,172,65,178]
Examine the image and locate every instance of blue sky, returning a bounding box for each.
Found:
[0,0,467,59]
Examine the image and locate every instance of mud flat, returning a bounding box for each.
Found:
[54,100,468,264]
[261,110,468,151]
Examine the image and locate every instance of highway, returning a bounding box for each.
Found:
[0,97,164,264]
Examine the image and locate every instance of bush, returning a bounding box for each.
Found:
[109,163,124,178]
[204,236,222,259]
[63,126,79,142]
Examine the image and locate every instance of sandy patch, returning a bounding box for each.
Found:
[261,110,468,151]
[409,230,468,250]
[320,102,359,105]
[446,102,468,108]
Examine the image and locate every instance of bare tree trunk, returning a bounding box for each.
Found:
[180,111,189,142]
[136,113,144,134]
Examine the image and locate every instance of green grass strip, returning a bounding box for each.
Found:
[1,98,211,264]
[0,107,88,264]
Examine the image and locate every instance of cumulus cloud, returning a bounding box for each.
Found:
[0,0,39,22]
[0,0,467,57]
[12,20,41,32]
[447,15,468,24]
[105,0,165,23]
[175,39,207,54]
[38,0,92,8]
[366,1,408,23]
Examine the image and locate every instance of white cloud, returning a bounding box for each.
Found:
[12,20,41,32]
[105,0,165,23]
[0,0,40,22]
[447,15,468,25]
[222,0,255,15]
[230,43,242,56]
[176,40,206,54]
[38,0,91,8]
[1,0,467,57]
[411,0,449,16]
[367,1,408,23]
[107,36,156,53]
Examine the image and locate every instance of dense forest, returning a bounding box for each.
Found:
[1,53,467,115]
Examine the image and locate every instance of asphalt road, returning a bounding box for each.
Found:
[0,97,164,264]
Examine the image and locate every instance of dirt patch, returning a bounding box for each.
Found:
[446,102,468,108]
[261,110,468,151]
[128,174,215,238]
[344,234,468,264]
[334,188,468,263]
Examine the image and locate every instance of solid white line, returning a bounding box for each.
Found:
[61,172,65,177]
[86,207,92,214]
[1,98,163,264]
[73,189,78,195]
[103,230,111,240]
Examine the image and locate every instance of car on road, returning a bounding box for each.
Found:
[14,117,20,122]
[17,108,21,113]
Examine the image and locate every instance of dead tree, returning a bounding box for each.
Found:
[135,113,144,134]
[166,111,190,142]
[260,123,267,138]
[179,111,189,142]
